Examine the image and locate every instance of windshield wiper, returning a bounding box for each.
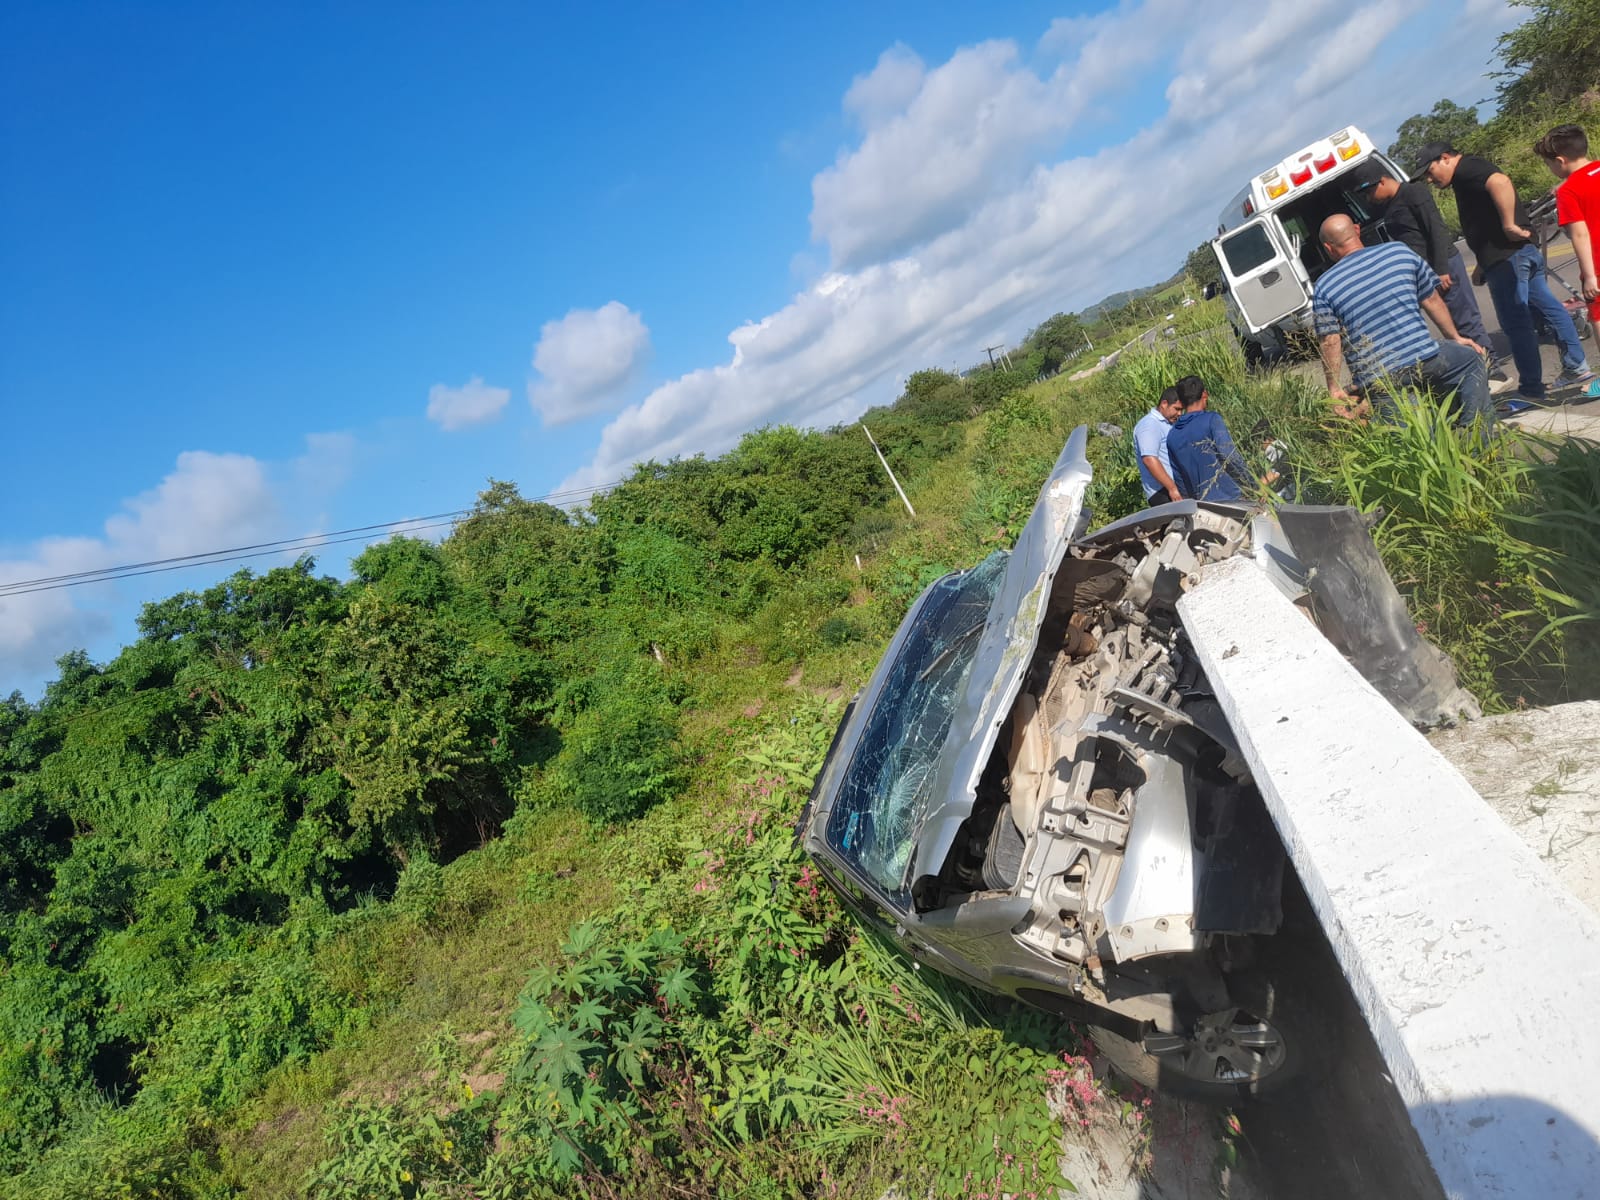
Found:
[917,619,987,683]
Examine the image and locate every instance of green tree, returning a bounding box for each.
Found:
[1184,241,1222,290]
[351,537,454,608]
[312,594,489,858]
[1495,0,1600,114]
[896,368,970,423]
[1020,312,1088,373]
[447,481,603,654]
[1388,98,1485,167]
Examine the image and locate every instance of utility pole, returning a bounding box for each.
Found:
[984,344,1015,371]
[861,424,916,518]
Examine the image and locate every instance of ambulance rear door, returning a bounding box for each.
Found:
[1214,217,1310,334]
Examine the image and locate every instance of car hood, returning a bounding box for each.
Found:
[909,425,1093,893]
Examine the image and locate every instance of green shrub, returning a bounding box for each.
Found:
[746,589,819,665]
[390,856,446,927]
[817,615,858,647]
[552,696,684,826]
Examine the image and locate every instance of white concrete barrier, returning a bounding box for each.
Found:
[1178,556,1600,1200]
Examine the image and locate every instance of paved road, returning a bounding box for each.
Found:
[1460,238,1600,438]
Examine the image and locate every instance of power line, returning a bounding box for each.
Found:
[0,520,464,598]
[1,511,472,592]
[0,480,623,600]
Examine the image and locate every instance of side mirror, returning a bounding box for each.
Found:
[1202,282,1221,300]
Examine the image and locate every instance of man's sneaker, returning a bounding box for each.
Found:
[1488,363,1510,383]
[1488,375,1520,395]
[1553,366,1598,389]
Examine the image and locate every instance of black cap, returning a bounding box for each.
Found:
[1349,160,1387,192]
[1412,141,1454,180]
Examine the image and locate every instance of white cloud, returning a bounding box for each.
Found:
[812,38,1069,269]
[101,450,280,558]
[562,0,1517,497]
[813,2,1198,270]
[426,376,510,431]
[528,301,650,425]
[842,44,926,128]
[1,448,303,691]
[0,537,115,688]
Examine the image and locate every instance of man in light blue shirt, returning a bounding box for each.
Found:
[1133,386,1183,503]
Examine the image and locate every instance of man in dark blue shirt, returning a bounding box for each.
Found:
[1165,375,1272,502]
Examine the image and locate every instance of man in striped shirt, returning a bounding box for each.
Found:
[1312,215,1493,427]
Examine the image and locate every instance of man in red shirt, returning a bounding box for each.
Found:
[1536,124,1600,326]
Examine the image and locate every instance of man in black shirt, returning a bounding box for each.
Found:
[1355,162,1491,348]
[1417,141,1596,400]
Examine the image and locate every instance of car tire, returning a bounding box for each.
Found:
[1091,954,1330,1103]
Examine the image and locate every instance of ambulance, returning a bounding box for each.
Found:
[1208,126,1409,364]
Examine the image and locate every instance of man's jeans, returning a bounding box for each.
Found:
[1483,243,1587,397]
[1369,340,1494,428]
[1442,249,1491,348]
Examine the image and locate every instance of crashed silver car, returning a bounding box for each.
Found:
[798,426,1472,1100]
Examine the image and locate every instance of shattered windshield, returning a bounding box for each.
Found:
[825,552,1007,901]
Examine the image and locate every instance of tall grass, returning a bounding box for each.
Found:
[1512,436,1600,684]
[1064,338,1598,708]
[1333,396,1569,706]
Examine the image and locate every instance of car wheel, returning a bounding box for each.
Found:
[1091,966,1321,1103]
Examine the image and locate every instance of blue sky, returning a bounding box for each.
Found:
[1,0,1519,695]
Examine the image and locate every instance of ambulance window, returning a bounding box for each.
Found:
[1220,225,1275,276]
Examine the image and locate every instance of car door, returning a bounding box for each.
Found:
[1214,217,1310,334]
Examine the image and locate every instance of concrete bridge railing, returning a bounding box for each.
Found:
[1179,556,1600,1199]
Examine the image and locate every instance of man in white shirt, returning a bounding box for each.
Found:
[1133,386,1183,503]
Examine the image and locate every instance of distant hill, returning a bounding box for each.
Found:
[1081,268,1188,320]
[1079,284,1161,320]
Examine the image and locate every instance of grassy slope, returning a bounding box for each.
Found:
[219,810,615,1195]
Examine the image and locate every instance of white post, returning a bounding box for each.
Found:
[861,424,916,518]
